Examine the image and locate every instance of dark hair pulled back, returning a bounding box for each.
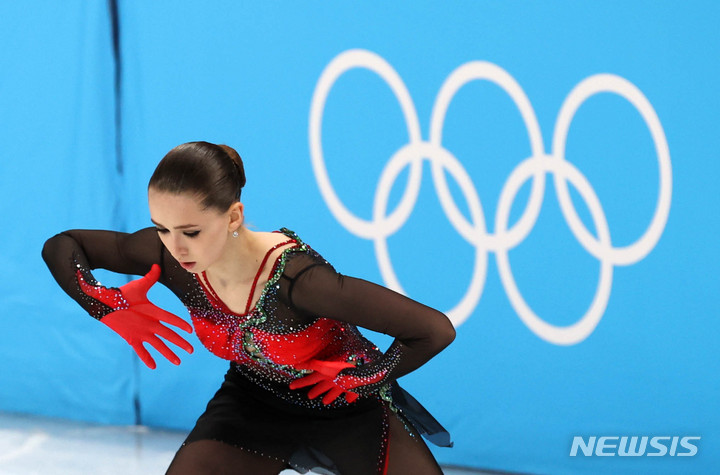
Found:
[148,141,246,212]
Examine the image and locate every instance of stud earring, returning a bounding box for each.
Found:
[232,230,239,238]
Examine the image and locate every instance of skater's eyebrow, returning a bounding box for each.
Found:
[150,219,199,230]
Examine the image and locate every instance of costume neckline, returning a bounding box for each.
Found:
[196,230,299,317]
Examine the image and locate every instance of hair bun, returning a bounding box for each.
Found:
[218,144,246,189]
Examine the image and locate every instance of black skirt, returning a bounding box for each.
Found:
[181,363,452,474]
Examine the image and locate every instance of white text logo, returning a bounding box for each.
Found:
[570,436,699,457]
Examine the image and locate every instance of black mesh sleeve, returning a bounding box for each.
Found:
[280,254,455,393]
[41,227,177,319]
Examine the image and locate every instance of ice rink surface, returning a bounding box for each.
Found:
[0,412,488,475]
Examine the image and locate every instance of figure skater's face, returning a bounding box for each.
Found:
[148,188,241,273]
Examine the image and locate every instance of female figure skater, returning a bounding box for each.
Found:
[42,141,455,475]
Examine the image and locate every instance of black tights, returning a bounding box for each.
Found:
[166,413,442,475]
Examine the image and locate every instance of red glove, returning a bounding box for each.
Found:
[77,264,194,369]
[289,359,362,405]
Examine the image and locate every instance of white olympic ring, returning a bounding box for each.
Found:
[309,49,672,346]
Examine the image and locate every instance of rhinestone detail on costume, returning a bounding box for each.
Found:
[185,228,401,411]
[74,265,128,320]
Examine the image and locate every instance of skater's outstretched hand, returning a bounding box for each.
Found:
[78,264,194,369]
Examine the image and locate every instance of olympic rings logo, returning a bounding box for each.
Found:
[309,49,672,345]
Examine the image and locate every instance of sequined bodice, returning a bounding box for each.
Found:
[182,230,385,408]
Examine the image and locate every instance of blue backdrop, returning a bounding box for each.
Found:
[1,2,718,474]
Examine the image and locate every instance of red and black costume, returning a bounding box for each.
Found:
[43,227,453,474]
